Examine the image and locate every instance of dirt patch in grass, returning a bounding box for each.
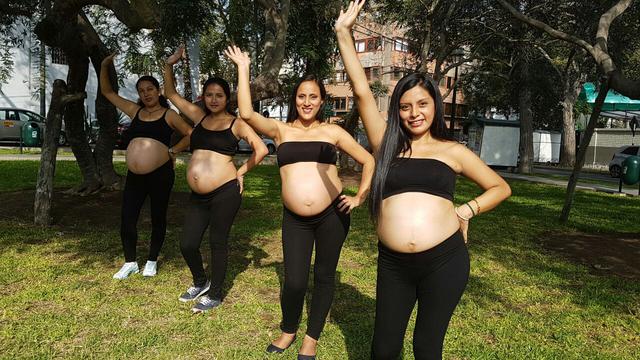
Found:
[542,232,640,279]
[0,189,191,228]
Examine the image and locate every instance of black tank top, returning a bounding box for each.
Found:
[382,158,456,201]
[125,108,173,147]
[277,141,337,167]
[190,116,239,156]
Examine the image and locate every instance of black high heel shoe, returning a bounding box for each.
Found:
[266,335,297,354]
[297,354,316,360]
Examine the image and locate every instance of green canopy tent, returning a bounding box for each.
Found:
[579,82,640,120]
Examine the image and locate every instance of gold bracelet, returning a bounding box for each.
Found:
[455,207,470,221]
[471,198,480,215]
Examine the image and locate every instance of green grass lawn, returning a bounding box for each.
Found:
[0,161,638,359]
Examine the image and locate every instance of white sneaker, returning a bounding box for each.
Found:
[142,260,157,277]
[113,262,139,280]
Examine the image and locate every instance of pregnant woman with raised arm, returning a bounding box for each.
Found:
[100,54,193,280]
[226,45,374,360]
[335,1,512,359]
[164,47,268,313]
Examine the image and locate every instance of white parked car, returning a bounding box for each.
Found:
[608,145,640,177]
[237,135,276,155]
[0,107,67,145]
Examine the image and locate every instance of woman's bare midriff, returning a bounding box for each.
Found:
[280,163,342,216]
[377,192,461,253]
[126,138,171,174]
[187,150,237,194]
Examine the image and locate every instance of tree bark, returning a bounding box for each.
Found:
[34,80,86,225]
[559,72,585,167]
[79,12,120,189]
[339,102,360,171]
[560,77,610,223]
[34,80,66,226]
[517,59,533,174]
[64,53,102,194]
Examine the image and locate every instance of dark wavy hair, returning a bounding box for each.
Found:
[286,74,327,123]
[201,77,233,115]
[136,75,169,108]
[368,72,454,221]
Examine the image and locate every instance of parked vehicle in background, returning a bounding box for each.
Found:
[115,118,132,149]
[237,135,276,154]
[0,107,67,146]
[608,145,640,177]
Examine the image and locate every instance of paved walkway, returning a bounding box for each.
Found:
[498,171,639,196]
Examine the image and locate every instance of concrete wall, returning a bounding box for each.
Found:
[585,128,639,165]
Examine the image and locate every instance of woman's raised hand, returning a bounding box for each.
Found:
[166,45,185,65]
[335,0,366,33]
[101,52,116,67]
[224,45,251,69]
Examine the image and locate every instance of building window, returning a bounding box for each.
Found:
[355,40,366,53]
[50,47,68,65]
[334,97,347,111]
[393,67,405,80]
[366,37,381,52]
[364,67,372,80]
[394,38,409,52]
[372,67,380,80]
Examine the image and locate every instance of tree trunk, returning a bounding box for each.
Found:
[560,77,610,223]
[182,44,194,101]
[79,12,121,189]
[517,59,533,174]
[34,80,66,226]
[64,54,101,194]
[339,103,360,171]
[559,73,584,167]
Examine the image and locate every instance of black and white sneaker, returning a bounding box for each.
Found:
[178,281,210,302]
[191,295,222,313]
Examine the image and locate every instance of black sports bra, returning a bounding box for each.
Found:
[190,117,239,156]
[382,158,456,201]
[277,141,338,167]
[125,108,173,147]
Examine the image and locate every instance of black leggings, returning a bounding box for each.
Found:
[180,179,242,300]
[280,197,351,340]
[120,160,174,262]
[371,231,469,360]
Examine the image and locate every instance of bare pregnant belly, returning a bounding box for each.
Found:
[377,192,460,253]
[187,150,237,194]
[126,138,170,174]
[280,163,342,216]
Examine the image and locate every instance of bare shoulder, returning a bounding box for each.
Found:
[324,123,348,137]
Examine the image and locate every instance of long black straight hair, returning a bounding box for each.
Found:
[136,75,169,108]
[368,72,454,221]
[286,74,327,123]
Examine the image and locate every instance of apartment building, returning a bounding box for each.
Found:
[325,18,467,132]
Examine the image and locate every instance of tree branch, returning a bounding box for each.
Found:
[495,0,595,58]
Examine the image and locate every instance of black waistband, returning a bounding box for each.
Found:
[191,179,239,200]
[283,195,344,222]
[378,230,465,263]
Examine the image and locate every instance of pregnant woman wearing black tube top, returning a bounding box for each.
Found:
[100,54,193,280]
[164,47,268,313]
[336,2,512,359]
[226,46,374,360]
